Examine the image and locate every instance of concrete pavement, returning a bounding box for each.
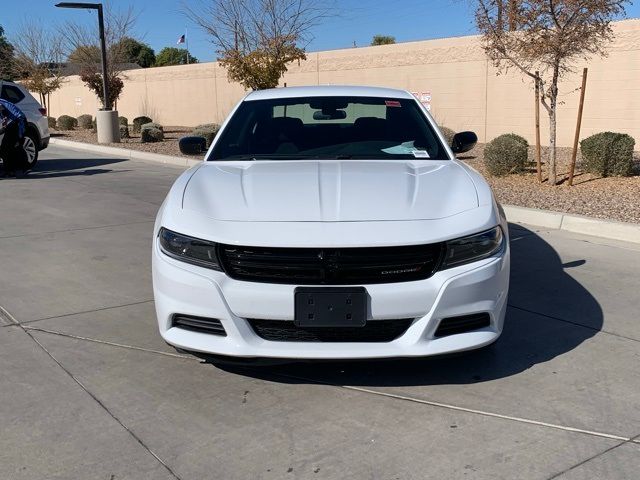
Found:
[1,145,639,479]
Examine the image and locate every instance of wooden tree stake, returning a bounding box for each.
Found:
[534,72,542,183]
[568,68,588,186]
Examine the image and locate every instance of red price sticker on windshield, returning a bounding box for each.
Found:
[385,100,401,107]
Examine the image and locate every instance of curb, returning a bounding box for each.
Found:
[49,137,202,168]
[48,138,640,245]
[503,205,640,245]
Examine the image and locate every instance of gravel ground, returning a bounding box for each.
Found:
[51,128,640,224]
[52,126,193,158]
[461,144,640,224]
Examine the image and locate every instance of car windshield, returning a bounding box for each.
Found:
[208,96,449,161]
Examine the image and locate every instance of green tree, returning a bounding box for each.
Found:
[113,37,155,67]
[0,25,16,80]
[371,35,396,46]
[155,47,197,66]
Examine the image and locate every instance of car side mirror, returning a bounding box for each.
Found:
[179,136,207,155]
[451,131,478,154]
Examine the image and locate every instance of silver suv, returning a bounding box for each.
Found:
[0,80,50,168]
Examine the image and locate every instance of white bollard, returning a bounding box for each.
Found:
[96,109,121,144]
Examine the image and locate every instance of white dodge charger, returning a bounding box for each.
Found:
[152,85,509,361]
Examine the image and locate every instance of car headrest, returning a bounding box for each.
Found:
[254,116,304,141]
[269,117,304,136]
[353,117,389,140]
[354,117,388,132]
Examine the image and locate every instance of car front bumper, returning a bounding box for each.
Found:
[152,239,510,360]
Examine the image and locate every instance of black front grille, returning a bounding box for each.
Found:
[434,313,491,338]
[247,318,414,342]
[218,243,444,285]
[172,314,227,336]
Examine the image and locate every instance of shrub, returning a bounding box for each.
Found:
[580,132,635,177]
[141,127,164,143]
[118,116,128,127]
[500,133,528,147]
[191,123,220,147]
[57,115,77,131]
[484,133,529,176]
[47,116,57,129]
[77,114,93,129]
[141,122,163,131]
[132,116,153,133]
[92,117,97,133]
[439,126,456,146]
[119,125,130,139]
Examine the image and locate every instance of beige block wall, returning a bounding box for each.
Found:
[46,19,640,147]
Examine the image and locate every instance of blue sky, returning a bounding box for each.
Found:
[2,0,638,62]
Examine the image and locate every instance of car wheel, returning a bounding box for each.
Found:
[23,133,38,170]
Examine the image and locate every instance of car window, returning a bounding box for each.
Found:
[273,102,387,124]
[1,85,26,104]
[209,96,449,161]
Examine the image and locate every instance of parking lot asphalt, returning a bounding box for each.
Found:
[1,145,639,480]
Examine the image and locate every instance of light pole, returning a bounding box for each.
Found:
[56,2,120,143]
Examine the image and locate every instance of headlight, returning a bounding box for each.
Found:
[441,226,504,269]
[158,228,222,271]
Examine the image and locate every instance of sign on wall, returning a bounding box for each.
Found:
[411,91,432,111]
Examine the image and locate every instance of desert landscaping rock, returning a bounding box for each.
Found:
[51,126,192,157]
[463,144,640,224]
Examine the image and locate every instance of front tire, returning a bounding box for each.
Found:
[23,133,38,170]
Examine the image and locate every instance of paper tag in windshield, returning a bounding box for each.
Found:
[411,150,430,158]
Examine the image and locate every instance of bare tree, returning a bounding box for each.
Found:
[475,0,628,185]
[59,3,137,109]
[12,21,66,116]
[183,0,333,90]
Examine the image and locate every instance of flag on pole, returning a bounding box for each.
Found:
[177,30,189,64]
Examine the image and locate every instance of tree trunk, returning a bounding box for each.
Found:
[548,107,557,186]
[547,63,560,186]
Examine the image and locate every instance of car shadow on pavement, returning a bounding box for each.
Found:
[20,156,130,179]
[215,224,603,386]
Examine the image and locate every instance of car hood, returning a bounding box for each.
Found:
[182,160,478,222]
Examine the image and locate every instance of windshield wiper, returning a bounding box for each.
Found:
[221,154,321,161]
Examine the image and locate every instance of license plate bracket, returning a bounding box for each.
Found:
[294,287,367,327]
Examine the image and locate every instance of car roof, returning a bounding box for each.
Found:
[244,85,415,101]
